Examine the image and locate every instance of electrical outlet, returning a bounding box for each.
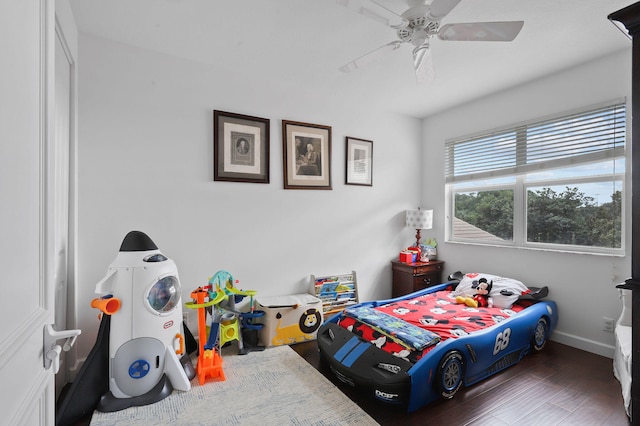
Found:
[603,316,614,332]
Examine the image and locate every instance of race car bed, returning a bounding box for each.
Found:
[316,272,558,413]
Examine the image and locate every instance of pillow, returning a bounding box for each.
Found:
[455,272,529,309]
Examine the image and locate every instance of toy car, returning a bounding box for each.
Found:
[316,274,558,413]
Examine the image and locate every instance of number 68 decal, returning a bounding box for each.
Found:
[493,328,511,355]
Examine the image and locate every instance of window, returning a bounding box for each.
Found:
[446,100,626,254]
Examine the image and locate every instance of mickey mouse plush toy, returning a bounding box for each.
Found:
[456,277,494,308]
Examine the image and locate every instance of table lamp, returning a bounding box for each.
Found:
[406,208,433,247]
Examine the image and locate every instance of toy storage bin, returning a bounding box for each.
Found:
[255,293,323,348]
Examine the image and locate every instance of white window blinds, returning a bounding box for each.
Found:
[445,101,626,184]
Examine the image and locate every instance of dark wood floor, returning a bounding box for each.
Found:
[291,340,630,426]
[62,339,629,425]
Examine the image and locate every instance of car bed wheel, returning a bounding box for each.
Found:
[436,351,464,399]
[532,317,548,351]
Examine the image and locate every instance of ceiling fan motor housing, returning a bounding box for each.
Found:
[397,5,440,46]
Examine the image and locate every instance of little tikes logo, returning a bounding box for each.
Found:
[163,320,173,329]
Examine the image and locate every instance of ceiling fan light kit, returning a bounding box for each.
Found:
[339,0,523,83]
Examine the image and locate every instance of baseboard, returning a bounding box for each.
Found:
[551,331,614,359]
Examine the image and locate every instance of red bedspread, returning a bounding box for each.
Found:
[337,290,525,363]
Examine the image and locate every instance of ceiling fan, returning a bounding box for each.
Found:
[337,0,524,83]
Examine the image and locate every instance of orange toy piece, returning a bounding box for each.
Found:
[186,287,225,385]
[91,296,121,315]
[197,349,225,385]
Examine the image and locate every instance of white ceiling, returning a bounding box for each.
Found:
[68,0,633,118]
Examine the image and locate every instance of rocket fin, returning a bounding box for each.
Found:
[164,347,191,391]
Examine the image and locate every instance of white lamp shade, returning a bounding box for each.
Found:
[406,209,433,229]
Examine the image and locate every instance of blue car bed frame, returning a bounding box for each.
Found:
[316,278,558,413]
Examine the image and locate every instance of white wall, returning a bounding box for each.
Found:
[422,49,633,357]
[75,35,423,359]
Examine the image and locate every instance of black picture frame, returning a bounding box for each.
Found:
[345,136,373,186]
[214,110,270,183]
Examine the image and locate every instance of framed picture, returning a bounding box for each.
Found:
[282,120,332,190]
[213,110,270,183]
[345,136,373,186]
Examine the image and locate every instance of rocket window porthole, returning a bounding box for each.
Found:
[144,253,168,262]
[147,276,181,314]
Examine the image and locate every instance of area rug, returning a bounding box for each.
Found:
[89,345,379,425]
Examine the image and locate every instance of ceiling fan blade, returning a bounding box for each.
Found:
[339,40,403,73]
[413,44,434,84]
[427,0,463,21]
[336,0,407,28]
[438,21,525,41]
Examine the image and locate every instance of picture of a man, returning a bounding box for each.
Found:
[295,137,321,176]
[236,138,250,154]
[230,133,255,167]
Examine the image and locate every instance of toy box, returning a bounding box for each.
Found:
[255,293,323,348]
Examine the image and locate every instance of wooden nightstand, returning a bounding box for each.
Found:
[391,260,445,298]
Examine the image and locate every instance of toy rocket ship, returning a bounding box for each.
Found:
[91,231,194,411]
[55,231,196,424]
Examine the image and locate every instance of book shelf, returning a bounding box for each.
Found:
[310,271,359,317]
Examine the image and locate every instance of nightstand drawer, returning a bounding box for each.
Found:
[414,263,443,275]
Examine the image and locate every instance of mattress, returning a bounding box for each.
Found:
[337,290,525,363]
